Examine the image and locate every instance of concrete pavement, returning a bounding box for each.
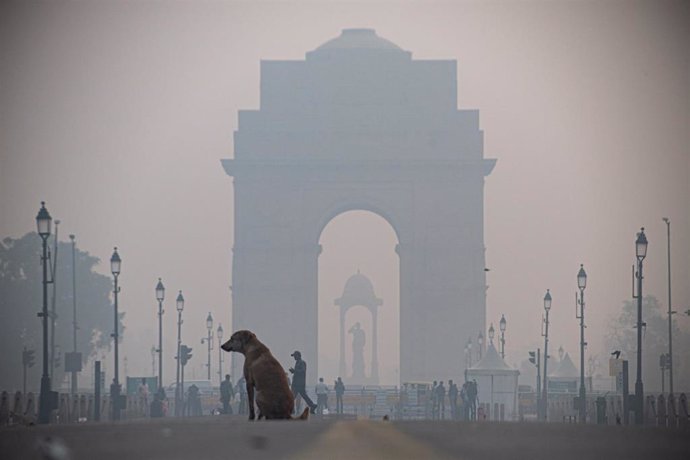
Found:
[1,415,688,460]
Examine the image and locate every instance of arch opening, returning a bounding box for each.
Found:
[317,210,400,385]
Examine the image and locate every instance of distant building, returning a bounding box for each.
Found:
[223,29,496,383]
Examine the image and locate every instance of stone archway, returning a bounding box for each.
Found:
[222,29,495,385]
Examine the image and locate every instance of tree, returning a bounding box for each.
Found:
[606,295,690,392]
[0,232,124,392]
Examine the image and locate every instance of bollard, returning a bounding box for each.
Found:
[657,395,667,427]
[87,394,94,421]
[596,397,607,424]
[667,393,677,428]
[25,392,36,416]
[0,391,9,426]
[678,394,688,428]
[94,361,101,421]
[79,395,87,421]
[58,394,69,424]
[101,395,109,420]
[12,391,24,422]
[71,394,79,423]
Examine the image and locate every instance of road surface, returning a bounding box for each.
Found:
[1,415,688,459]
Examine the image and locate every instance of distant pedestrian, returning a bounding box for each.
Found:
[467,380,478,421]
[289,351,317,415]
[460,382,469,421]
[431,381,438,419]
[448,380,458,420]
[335,377,345,414]
[237,376,248,415]
[138,378,150,416]
[437,381,446,420]
[187,384,202,416]
[150,388,167,418]
[220,374,234,415]
[315,377,329,415]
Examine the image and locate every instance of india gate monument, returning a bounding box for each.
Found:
[222,29,495,385]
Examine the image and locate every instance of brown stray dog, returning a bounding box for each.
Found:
[221,330,309,421]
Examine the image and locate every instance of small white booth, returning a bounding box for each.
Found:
[466,343,520,421]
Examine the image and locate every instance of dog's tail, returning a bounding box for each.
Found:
[291,407,309,421]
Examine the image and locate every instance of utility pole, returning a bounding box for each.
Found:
[36,202,54,424]
[633,228,648,424]
[576,265,588,423]
[70,234,78,396]
[50,220,60,380]
[662,218,674,396]
[542,289,552,422]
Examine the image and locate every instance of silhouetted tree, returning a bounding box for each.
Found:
[0,232,124,392]
[606,295,690,392]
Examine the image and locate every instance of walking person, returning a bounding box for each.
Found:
[430,381,438,420]
[187,384,202,417]
[460,382,469,421]
[468,380,478,421]
[315,377,329,415]
[437,381,446,420]
[335,377,345,414]
[448,380,458,420]
[220,374,234,415]
[237,376,247,415]
[137,378,150,417]
[289,351,317,414]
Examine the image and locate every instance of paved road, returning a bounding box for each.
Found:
[1,415,689,460]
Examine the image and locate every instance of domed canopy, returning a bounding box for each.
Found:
[311,29,408,56]
[549,352,578,378]
[334,271,383,309]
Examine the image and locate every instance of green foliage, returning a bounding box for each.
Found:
[0,232,123,392]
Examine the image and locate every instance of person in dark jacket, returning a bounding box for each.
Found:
[289,350,317,414]
[220,374,234,414]
[334,377,345,414]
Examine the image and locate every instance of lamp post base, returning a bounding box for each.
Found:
[112,384,122,421]
[634,381,644,425]
[579,386,586,423]
[38,374,52,424]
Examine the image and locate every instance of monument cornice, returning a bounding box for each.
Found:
[221,158,496,178]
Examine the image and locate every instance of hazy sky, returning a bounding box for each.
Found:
[1,0,688,388]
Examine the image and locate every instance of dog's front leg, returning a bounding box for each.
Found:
[246,379,255,421]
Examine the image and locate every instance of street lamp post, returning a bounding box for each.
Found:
[576,264,587,423]
[175,291,184,416]
[217,324,224,386]
[50,220,59,381]
[155,279,165,389]
[69,234,78,397]
[499,315,507,359]
[542,289,552,422]
[662,218,674,396]
[201,313,214,380]
[110,247,122,421]
[633,228,648,425]
[36,202,53,424]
